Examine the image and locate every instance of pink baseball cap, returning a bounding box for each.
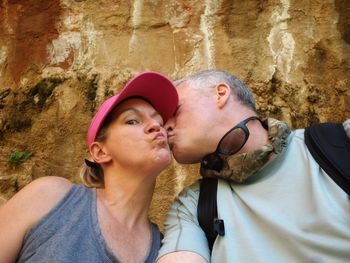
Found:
[86,71,178,147]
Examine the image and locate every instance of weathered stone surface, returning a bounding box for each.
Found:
[0,0,349,228]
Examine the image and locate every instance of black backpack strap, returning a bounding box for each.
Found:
[198,178,225,252]
[304,123,350,195]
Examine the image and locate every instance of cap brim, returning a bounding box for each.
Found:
[118,71,178,122]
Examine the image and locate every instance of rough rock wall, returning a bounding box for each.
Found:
[0,0,349,228]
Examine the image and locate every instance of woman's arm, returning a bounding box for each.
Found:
[0,176,72,263]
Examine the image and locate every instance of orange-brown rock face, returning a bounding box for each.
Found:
[0,0,349,228]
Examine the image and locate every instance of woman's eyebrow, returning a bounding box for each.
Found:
[150,110,162,119]
[112,108,138,120]
[119,107,160,118]
[119,108,138,115]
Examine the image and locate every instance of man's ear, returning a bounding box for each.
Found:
[89,142,111,165]
[215,83,231,108]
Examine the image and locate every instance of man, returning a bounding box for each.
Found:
[157,69,350,263]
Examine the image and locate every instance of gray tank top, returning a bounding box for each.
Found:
[17,184,161,263]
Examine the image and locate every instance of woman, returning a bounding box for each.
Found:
[0,71,178,263]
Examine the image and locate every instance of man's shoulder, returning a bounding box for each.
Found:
[178,180,201,194]
[292,128,305,138]
[284,129,307,151]
[173,180,202,205]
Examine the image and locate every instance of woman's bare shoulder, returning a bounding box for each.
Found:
[24,176,73,196]
[20,176,73,204]
[0,176,74,262]
[0,176,73,227]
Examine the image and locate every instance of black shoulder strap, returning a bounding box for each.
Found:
[304,123,350,195]
[198,178,225,252]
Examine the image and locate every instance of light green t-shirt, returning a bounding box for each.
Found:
[158,130,350,262]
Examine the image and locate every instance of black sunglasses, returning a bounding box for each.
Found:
[201,116,265,172]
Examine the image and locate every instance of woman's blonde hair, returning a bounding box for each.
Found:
[80,163,104,188]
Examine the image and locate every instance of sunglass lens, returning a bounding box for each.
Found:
[219,128,247,155]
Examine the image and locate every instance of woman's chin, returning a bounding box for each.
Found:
[154,150,172,167]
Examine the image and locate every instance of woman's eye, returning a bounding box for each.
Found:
[126,119,139,125]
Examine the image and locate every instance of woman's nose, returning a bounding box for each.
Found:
[146,119,161,133]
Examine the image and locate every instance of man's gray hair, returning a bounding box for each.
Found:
[175,69,256,112]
